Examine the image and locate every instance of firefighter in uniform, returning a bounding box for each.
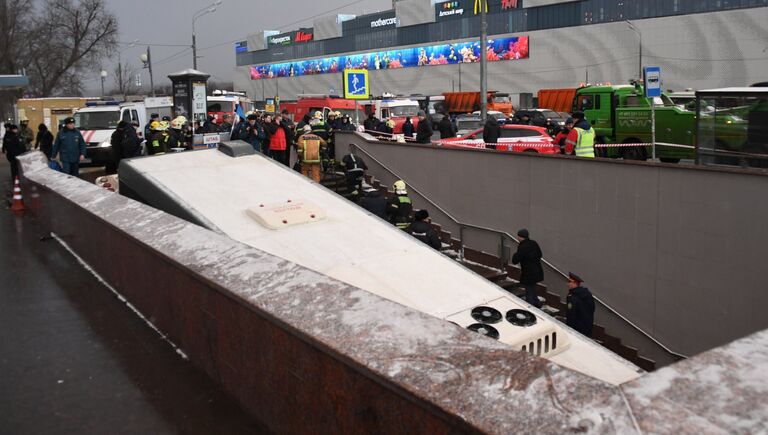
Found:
[387,179,413,230]
[565,112,595,158]
[296,125,326,183]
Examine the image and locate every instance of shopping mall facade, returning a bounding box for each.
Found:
[233,0,768,106]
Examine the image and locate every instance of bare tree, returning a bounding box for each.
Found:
[0,0,34,120]
[111,62,138,96]
[26,0,117,96]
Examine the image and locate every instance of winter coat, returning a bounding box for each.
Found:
[52,128,86,163]
[359,190,388,220]
[123,127,143,157]
[266,121,288,151]
[35,129,54,159]
[511,239,544,285]
[566,286,595,337]
[407,220,442,250]
[3,131,25,158]
[402,120,415,138]
[110,127,125,162]
[438,117,456,139]
[483,118,501,144]
[363,116,379,132]
[19,126,34,149]
[415,119,433,144]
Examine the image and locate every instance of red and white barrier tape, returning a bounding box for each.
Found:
[436,140,557,149]
[594,142,695,149]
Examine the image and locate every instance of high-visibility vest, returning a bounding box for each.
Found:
[574,127,595,158]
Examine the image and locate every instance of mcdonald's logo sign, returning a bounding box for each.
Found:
[473,0,487,14]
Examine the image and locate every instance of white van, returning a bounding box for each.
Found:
[73,101,149,165]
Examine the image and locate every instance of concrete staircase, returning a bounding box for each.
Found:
[319,170,656,372]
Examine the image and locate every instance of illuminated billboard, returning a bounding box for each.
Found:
[249,36,529,80]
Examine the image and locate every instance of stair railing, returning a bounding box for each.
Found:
[355,144,688,361]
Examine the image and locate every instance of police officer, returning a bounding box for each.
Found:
[566,272,595,337]
[406,209,442,250]
[51,117,87,176]
[387,179,413,230]
[565,112,595,158]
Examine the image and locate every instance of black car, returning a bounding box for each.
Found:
[513,109,569,134]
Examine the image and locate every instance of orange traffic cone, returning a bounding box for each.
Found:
[10,177,25,212]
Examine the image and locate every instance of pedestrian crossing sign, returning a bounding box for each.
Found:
[343,69,369,100]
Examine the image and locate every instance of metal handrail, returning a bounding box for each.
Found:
[354,142,688,360]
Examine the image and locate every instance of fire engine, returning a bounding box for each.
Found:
[206,90,254,127]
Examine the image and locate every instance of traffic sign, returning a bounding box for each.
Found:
[343,69,369,100]
[644,66,661,98]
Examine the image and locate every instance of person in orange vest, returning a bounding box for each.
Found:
[296,125,326,182]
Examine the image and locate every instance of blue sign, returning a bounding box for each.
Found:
[644,66,662,98]
[343,69,369,99]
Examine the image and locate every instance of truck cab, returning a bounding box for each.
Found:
[73,101,148,165]
[207,90,254,133]
[361,97,421,134]
[574,84,695,162]
[282,95,365,125]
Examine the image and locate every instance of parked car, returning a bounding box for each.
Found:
[437,124,559,154]
[513,109,569,134]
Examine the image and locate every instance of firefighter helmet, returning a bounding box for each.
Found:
[393,180,407,195]
[150,121,160,130]
[313,111,323,119]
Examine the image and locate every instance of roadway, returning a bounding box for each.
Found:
[0,160,267,434]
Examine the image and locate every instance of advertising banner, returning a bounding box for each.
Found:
[250,35,528,80]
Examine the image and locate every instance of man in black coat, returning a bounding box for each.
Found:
[34,123,54,159]
[566,272,595,337]
[438,114,456,139]
[511,228,544,308]
[2,124,25,183]
[407,209,442,250]
[483,116,501,150]
[415,111,433,144]
[359,188,388,220]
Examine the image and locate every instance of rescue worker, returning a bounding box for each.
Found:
[2,124,25,183]
[483,115,501,150]
[169,117,186,149]
[387,179,413,230]
[220,114,233,133]
[327,111,339,130]
[106,120,127,174]
[34,123,54,159]
[147,121,171,155]
[51,117,87,176]
[377,118,395,135]
[415,111,433,144]
[566,272,595,337]
[310,111,330,141]
[565,112,595,158]
[554,117,574,154]
[402,117,415,138]
[406,209,442,250]
[144,113,159,140]
[243,114,264,153]
[359,187,388,220]
[296,125,326,182]
[438,114,456,139]
[18,117,34,150]
[511,229,544,308]
[295,113,312,140]
[341,143,368,198]
[339,114,356,131]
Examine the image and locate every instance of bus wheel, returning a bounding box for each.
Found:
[621,138,647,161]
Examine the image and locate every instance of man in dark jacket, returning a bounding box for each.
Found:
[483,116,501,150]
[402,117,415,138]
[363,113,379,132]
[438,115,456,139]
[415,111,433,144]
[407,209,442,250]
[34,123,54,159]
[359,188,388,220]
[566,272,595,337]
[3,124,25,183]
[51,117,87,177]
[242,114,264,153]
[511,228,544,308]
[106,121,127,174]
[124,122,143,157]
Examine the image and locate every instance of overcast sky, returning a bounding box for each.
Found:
[89,0,391,95]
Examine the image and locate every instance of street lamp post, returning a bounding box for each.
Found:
[192,1,222,70]
[100,70,107,96]
[626,20,642,80]
[479,0,488,123]
[140,47,155,97]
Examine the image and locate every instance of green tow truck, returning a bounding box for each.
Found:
[573,83,696,162]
